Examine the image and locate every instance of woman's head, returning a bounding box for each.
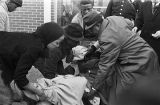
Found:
[63,23,83,48]
[57,23,83,56]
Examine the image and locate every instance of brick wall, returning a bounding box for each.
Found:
[9,0,44,32]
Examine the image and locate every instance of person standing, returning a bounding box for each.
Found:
[0,0,22,31]
[132,0,160,64]
[83,11,160,105]
[72,0,93,29]
[104,0,136,28]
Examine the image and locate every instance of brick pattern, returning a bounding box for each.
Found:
[8,0,68,33]
[9,0,44,32]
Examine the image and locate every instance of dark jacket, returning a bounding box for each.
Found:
[135,1,160,63]
[104,0,136,20]
[0,31,44,88]
[0,22,64,89]
[42,47,66,79]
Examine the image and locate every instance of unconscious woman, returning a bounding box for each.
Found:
[24,45,101,105]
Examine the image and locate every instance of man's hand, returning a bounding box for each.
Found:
[86,87,97,99]
[152,30,160,39]
[84,45,97,60]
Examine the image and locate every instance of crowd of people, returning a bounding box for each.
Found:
[1,0,160,105]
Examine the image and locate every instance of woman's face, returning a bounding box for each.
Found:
[66,37,79,48]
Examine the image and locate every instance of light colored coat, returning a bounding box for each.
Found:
[37,75,87,105]
[0,2,10,31]
[93,16,160,105]
[71,13,84,28]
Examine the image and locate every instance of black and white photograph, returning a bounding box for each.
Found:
[1,0,160,105]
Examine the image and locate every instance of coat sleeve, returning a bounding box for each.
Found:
[93,41,120,90]
[0,12,7,31]
[43,48,63,79]
[135,3,144,30]
[104,0,113,18]
[14,47,42,89]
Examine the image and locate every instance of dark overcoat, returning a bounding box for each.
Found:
[0,22,64,89]
[0,31,44,88]
[92,16,160,105]
[135,1,160,63]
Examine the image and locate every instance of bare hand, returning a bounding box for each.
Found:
[132,27,138,33]
[152,31,160,39]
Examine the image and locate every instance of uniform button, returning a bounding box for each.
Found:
[121,5,123,6]
[119,13,122,15]
[120,8,123,10]
[122,0,124,3]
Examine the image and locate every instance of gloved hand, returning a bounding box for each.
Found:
[65,65,75,75]
[66,50,74,63]
[84,45,97,60]
[86,87,97,99]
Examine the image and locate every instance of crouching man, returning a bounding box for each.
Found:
[83,11,160,105]
[0,22,64,104]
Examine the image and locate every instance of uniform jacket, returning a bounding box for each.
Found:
[135,1,160,62]
[93,16,160,105]
[0,2,10,31]
[104,0,136,20]
[0,31,44,88]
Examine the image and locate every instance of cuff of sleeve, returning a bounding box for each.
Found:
[15,78,29,90]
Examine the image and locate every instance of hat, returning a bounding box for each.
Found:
[10,0,23,7]
[83,11,103,30]
[35,22,64,46]
[64,23,84,41]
